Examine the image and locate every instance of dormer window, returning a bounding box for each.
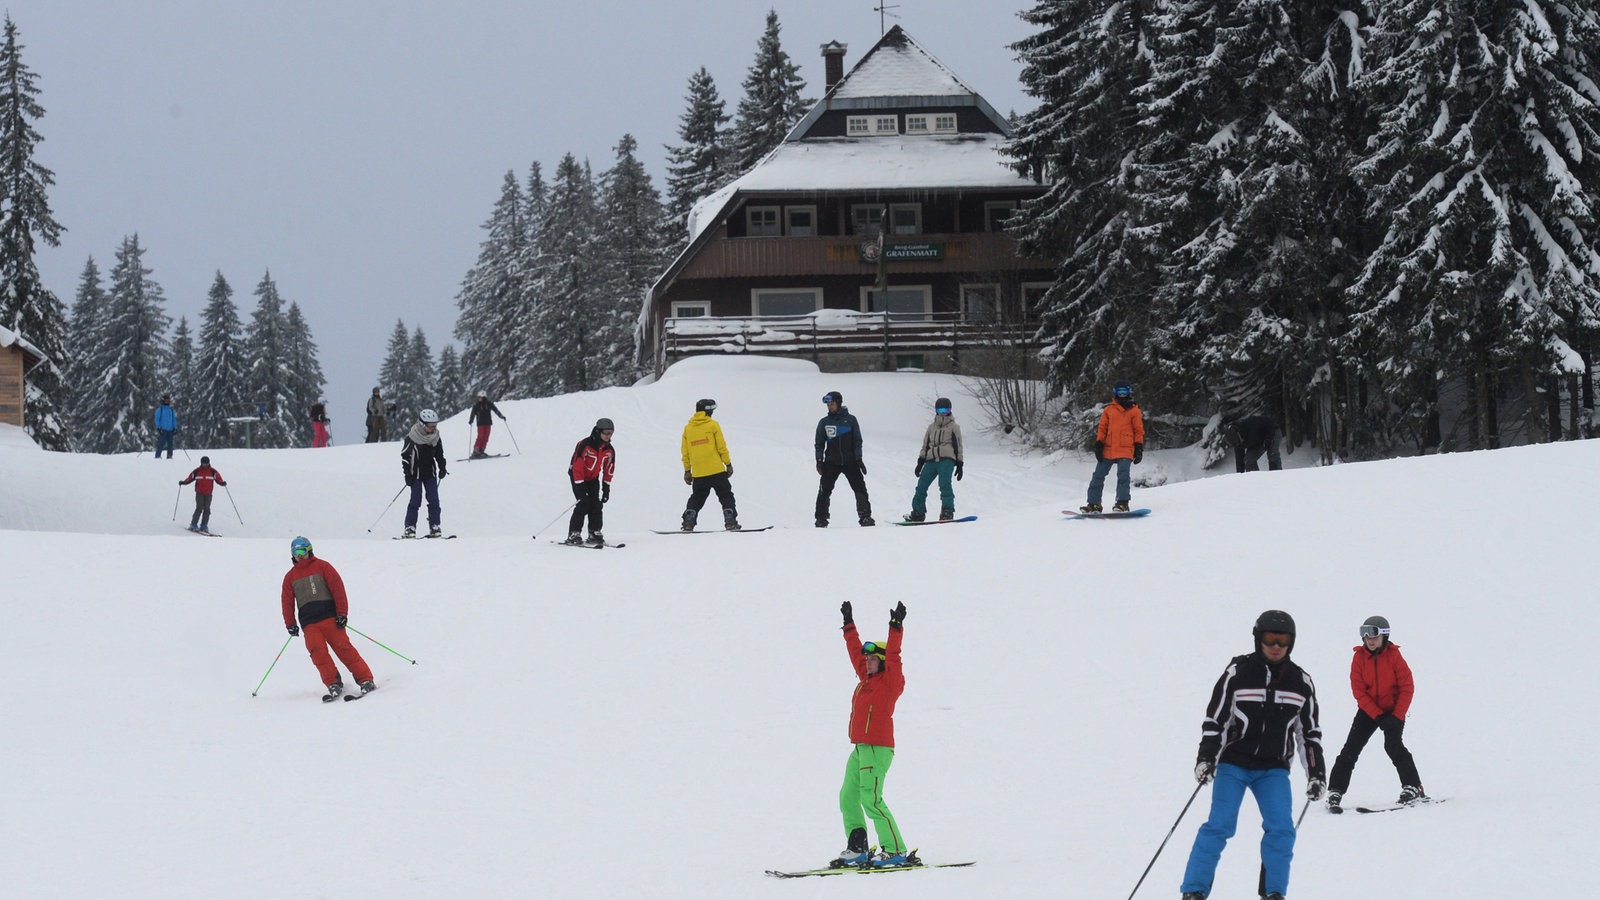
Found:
[847,115,900,136]
[934,114,957,133]
[906,115,929,134]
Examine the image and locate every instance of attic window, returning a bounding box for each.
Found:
[906,115,929,134]
[848,115,899,136]
[933,114,957,133]
[847,116,871,136]
[873,115,899,135]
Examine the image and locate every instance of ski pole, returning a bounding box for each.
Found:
[172,484,183,521]
[347,626,418,664]
[505,420,521,455]
[366,485,408,532]
[251,634,295,696]
[222,483,244,524]
[532,502,577,540]
[1127,780,1206,900]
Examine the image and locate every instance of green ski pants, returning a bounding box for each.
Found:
[839,743,905,853]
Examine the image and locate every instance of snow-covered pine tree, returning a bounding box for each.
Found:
[517,153,602,396]
[82,234,170,454]
[1347,0,1600,450]
[434,343,466,417]
[191,271,247,448]
[407,326,436,422]
[0,15,70,450]
[663,66,732,249]
[727,10,810,176]
[166,316,194,417]
[282,302,327,446]
[596,134,665,387]
[378,319,417,425]
[1006,0,1161,406]
[455,170,534,402]
[64,256,108,446]
[241,271,294,448]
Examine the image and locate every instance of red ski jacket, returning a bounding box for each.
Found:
[569,435,616,484]
[1349,641,1414,720]
[180,465,226,495]
[281,556,349,629]
[844,622,904,747]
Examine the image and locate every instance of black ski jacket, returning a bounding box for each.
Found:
[469,398,505,427]
[1197,651,1325,778]
[814,407,864,465]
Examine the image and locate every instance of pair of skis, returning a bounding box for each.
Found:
[766,858,974,879]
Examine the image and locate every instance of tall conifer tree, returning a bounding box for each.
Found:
[65,256,108,443]
[664,67,732,248]
[728,10,809,175]
[191,272,247,448]
[84,234,170,453]
[242,271,293,448]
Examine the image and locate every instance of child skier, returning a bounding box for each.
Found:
[834,600,913,868]
[1326,615,1427,811]
[178,455,226,533]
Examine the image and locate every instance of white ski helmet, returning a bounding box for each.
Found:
[419,409,439,424]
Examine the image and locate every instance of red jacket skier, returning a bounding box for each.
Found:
[280,536,375,700]
[564,418,616,545]
[179,456,226,532]
[833,600,912,868]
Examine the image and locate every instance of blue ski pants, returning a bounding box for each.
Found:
[910,459,956,516]
[1181,763,1295,897]
[1086,457,1131,505]
[404,477,441,529]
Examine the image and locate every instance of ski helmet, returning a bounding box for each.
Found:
[200,455,210,465]
[595,417,615,432]
[290,535,313,561]
[1113,380,1134,399]
[1253,609,1296,652]
[823,391,843,405]
[861,640,887,662]
[1360,615,1391,641]
[935,397,953,414]
[695,398,717,413]
[418,409,439,424]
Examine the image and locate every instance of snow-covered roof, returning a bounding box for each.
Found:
[829,27,970,100]
[0,323,46,364]
[685,134,1030,241]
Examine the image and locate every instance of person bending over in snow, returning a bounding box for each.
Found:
[1325,616,1427,812]
[833,600,914,868]
[281,536,375,701]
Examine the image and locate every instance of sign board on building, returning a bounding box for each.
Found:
[859,241,945,263]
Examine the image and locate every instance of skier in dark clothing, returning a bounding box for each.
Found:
[179,455,227,533]
[814,391,873,527]
[1182,610,1325,900]
[468,391,507,459]
[400,409,448,538]
[1224,414,1282,472]
[566,417,616,546]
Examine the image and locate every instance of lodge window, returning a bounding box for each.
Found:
[851,204,885,236]
[933,114,957,133]
[746,206,781,237]
[873,115,898,135]
[847,116,871,136]
[846,115,899,136]
[1022,283,1052,320]
[984,201,1018,232]
[861,285,932,321]
[905,115,929,134]
[670,301,709,318]
[752,288,823,317]
[889,204,921,235]
[785,206,817,237]
[961,284,1001,323]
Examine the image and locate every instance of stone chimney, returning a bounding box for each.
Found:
[820,41,848,91]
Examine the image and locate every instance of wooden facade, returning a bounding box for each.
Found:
[0,331,44,429]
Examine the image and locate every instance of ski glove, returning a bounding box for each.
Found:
[1194,760,1215,784]
[439,468,448,480]
[683,470,693,485]
[287,624,300,637]
[724,464,733,478]
[840,601,853,626]
[955,462,964,481]
[601,483,610,505]
[406,477,417,488]
[914,459,925,476]
[858,460,867,475]
[1376,713,1403,735]
[1094,441,1105,462]
[1306,778,1326,801]
[335,615,348,630]
[1133,443,1144,464]
[889,601,907,630]
[816,460,824,476]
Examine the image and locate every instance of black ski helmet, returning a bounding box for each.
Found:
[1360,615,1391,643]
[1253,609,1296,652]
[935,397,953,413]
[823,391,843,405]
[1113,380,1134,399]
[595,417,615,432]
[695,398,717,413]
[200,455,210,466]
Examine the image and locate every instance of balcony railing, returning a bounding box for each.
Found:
[660,310,1037,368]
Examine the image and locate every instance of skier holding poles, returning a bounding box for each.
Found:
[564,417,615,546]
[467,390,506,459]
[400,409,448,538]
[178,455,227,533]
[832,600,913,868]
[1180,610,1324,900]
[280,536,375,701]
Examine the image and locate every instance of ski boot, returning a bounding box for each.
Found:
[198,525,210,534]
[831,828,870,868]
[872,849,916,868]
[586,531,604,547]
[902,511,925,523]
[723,509,740,531]
[322,681,344,702]
[680,510,697,533]
[187,525,199,532]
[1398,785,1425,804]
[358,680,377,694]
[1112,500,1130,512]
[815,518,828,528]
[402,526,416,538]
[470,449,487,460]
[428,525,443,538]
[1326,791,1343,813]
[1181,893,1206,900]
[1079,503,1102,514]
[563,531,584,545]
[939,508,955,521]
[858,515,875,527]
[1263,894,1285,900]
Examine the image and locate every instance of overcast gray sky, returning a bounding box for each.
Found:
[11,0,1034,434]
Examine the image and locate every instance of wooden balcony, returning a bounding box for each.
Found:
[660,310,1038,371]
[676,231,1037,280]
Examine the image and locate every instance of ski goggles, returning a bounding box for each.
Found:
[860,641,887,658]
[292,546,312,560]
[1259,632,1292,648]
[1359,625,1391,638]
[935,406,951,415]
[822,393,840,404]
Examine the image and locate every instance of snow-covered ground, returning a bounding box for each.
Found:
[3,355,1595,898]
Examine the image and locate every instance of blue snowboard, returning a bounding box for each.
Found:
[1064,508,1151,520]
[893,515,977,526]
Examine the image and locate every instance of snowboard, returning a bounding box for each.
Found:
[456,453,510,462]
[650,525,774,534]
[893,515,977,526]
[1064,508,1151,519]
